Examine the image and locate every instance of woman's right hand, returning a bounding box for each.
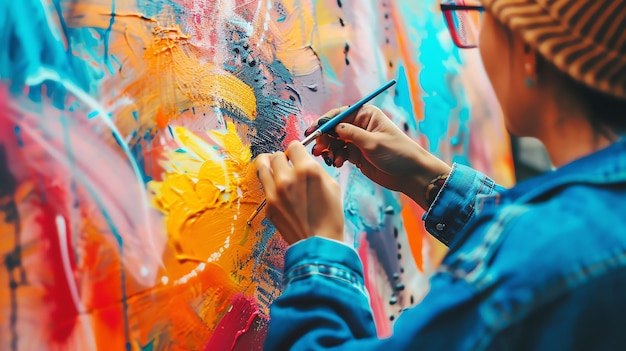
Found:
[305,105,451,210]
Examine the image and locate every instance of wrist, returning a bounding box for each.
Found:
[401,148,451,210]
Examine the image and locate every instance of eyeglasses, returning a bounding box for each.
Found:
[440,1,485,49]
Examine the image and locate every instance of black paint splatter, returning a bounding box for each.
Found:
[222,23,304,156]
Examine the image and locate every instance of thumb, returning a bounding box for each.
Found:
[335,123,372,148]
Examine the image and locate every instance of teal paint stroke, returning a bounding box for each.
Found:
[395,0,472,164]
[0,0,99,108]
[393,65,417,133]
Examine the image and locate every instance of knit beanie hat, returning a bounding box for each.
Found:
[481,0,626,99]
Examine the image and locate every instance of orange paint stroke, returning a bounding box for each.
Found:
[400,195,424,272]
[65,3,258,132]
[269,1,321,76]
[154,107,169,129]
[119,23,257,125]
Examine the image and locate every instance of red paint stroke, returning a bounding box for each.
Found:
[358,235,391,338]
[283,114,301,147]
[204,293,269,351]
[38,207,80,343]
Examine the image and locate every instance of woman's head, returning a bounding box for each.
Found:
[476,0,626,138]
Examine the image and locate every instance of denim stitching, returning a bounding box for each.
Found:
[283,263,368,296]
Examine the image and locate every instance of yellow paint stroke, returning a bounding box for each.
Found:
[311,1,350,77]
[146,121,270,340]
[149,122,253,257]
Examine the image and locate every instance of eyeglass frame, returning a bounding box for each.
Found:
[440,1,485,49]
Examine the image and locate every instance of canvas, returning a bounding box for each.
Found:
[0,0,513,350]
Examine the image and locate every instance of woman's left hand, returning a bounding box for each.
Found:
[255,141,344,245]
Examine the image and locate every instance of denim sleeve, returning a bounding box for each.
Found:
[423,163,505,246]
[264,237,492,350]
[264,237,377,350]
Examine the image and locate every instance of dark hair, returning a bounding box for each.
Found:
[565,74,626,138]
[536,54,626,139]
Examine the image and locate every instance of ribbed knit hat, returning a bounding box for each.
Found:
[481,0,626,99]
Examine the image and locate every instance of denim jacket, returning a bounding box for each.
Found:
[264,140,626,351]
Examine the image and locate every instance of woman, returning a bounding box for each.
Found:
[256,0,626,349]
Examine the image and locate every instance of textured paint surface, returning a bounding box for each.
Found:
[0,0,513,349]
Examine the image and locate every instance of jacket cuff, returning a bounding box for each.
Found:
[283,237,366,294]
[423,163,497,246]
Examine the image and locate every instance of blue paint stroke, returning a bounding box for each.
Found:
[13,126,24,147]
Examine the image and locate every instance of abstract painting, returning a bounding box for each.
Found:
[0,0,513,349]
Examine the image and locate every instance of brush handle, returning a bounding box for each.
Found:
[301,129,322,146]
[316,79,396,135]
[247,79,397,225]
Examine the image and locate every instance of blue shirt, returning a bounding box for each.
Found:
[264,140,626,350]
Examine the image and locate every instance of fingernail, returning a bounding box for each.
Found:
[323,155,333,166]
[317,116,331,126]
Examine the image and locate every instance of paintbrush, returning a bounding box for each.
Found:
[246,79,397,225]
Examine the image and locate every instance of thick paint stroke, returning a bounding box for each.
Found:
[0,0,515,349]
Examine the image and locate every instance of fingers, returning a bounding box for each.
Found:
[333,145,349,167]
[334,122,375,151]
[285,141,313,167]
[269,151,292,187]
[312,134,334,156]
[255,154,275,196]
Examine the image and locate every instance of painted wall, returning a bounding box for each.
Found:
[0,0,513,350]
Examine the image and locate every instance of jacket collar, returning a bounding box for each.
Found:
[507,139,626,204]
